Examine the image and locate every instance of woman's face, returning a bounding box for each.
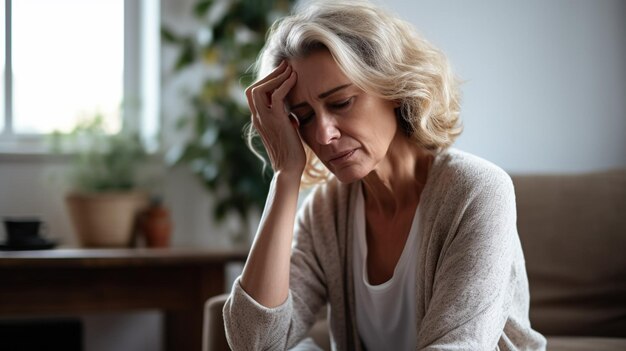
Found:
[286,50,399,183]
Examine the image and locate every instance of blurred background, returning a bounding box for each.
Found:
[0,0,624,350]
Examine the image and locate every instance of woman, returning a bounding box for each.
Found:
[223,1,547,350]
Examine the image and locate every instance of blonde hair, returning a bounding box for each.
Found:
[246,0,462,186]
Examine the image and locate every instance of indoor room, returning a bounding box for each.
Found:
[0,0,624,350]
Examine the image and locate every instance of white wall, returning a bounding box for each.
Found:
[0,0,624,350]
[383,0,626,173]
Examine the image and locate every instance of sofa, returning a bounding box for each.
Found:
[204,170,626,350]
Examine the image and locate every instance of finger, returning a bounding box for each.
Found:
[289,112,305,148]
[251,66,293,112]
[248,65,291,112]
[246,60,287,99]
[247,91,257,122]
[269,71,297,111]
[246,61,287,111]
[251,71,296,133]
[289,112,301,128]
[254,64,292,99]
[251,60,287,88]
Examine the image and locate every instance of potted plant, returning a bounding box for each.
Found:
[51,115,150,247]
[161,0,295,245]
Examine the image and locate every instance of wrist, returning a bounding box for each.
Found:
[273,169,303,187]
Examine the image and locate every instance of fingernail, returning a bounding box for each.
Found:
[289,112,300,127]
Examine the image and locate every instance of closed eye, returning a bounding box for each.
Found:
[290,97,354,127]
[329,97,354,110]
[291,110,314,126]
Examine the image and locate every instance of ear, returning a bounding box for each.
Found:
[393,99,402,108]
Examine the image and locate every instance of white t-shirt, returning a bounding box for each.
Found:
[353,184,419,351]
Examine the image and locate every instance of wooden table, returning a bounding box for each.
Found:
[0,248,247,351]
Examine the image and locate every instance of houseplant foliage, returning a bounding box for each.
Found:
[50,115,150,247]
[50,115,148,192]
[162,0,295,226]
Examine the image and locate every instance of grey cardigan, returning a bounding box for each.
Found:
[223,149,547,350]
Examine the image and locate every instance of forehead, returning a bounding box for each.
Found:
[286,49,352,105]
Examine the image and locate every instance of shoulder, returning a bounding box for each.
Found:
[293,177,355,265]
[428,148,514,200]
[299,176,354,218]
[295,176,356,239]
[420,149,519,254]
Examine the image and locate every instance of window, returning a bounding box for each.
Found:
[0,0,159,153]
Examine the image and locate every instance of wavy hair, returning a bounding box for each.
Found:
[246,0,462,186]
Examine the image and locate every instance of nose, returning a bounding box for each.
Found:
[314,112,341,145]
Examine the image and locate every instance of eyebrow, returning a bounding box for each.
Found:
[290,83,352,110]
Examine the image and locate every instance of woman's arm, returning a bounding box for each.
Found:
[223,187,330,351]
[238,60,304,308]
[223,61,329,350]
[240,170,301,307]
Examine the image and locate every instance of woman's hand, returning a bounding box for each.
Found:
[239,63,305,309]
[246,61,305,175]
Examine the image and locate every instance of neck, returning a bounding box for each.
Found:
[362,132,432,216]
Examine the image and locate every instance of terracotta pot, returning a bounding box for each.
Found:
[139,203,172,248]
[65,192,149,247]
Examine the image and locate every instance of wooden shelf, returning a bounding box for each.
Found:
[0,247,248,351]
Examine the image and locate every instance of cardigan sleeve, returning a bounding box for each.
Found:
[223,200,328,350]
[417,168,521,350]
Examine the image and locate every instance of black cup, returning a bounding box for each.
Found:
[3,217,46,246]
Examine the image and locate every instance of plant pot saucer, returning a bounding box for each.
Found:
[0,239,57,251]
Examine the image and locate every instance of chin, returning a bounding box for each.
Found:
[330,166,370,184]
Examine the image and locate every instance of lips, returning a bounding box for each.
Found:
[328,149,357,164]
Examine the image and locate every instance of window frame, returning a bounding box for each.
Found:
[0,0,159,155]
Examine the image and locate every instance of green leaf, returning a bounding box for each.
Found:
[193,0,214,17]
[161,27,180,44]
[175,40,196,72]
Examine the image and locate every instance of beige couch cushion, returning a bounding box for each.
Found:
[512,170,626,337]
[546,336,626,351]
